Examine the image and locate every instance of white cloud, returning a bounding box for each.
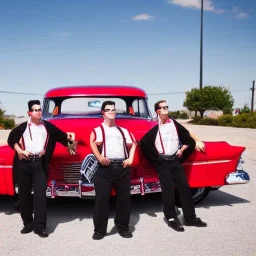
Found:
[132,13,154,21]
[231,7,249,19]
[52,32,71,37]
[167,0,224,14]
[236,12,249,19]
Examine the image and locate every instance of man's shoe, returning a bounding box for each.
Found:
[92,232,105,240]
[184,217,207,227]
[167,218,185,232]
[21,224,33,234]
[34,229,49,238]
[118,230,133,238]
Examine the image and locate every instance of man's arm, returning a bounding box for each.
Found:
[140,130,159,163]
[7,124,32,160]
[89,131,110,166]
[45,121,77,155]
[123,137,137,168]
[173,120,196,161]
[189,132,205,152]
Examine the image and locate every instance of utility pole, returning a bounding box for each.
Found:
[199,0,204,90]
[251,80,255,112]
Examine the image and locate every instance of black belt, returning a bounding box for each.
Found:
[158,154,178,161]
[110,159,124,166]
[98,159,125,167]
[20,154,41,162]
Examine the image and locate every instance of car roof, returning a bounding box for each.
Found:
[44,85,147,98]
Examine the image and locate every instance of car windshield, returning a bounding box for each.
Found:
[42,96,152,119]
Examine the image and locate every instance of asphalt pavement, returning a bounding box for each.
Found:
[0,124,255,256]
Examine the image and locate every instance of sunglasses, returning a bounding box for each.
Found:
[103,108,116,113]
[31,108,42,112]
[157,106,169,110]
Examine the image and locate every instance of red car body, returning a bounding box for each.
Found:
[0,86,250,204]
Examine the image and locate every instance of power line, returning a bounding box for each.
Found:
[0,88,251,96]
[0,90,43,96]
[147,91,185,95]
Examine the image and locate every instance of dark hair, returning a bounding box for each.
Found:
[28,100,41,111]
[101,101,115,111]
[154,100,167,111]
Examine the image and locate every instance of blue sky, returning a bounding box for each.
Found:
[0,0,255,116]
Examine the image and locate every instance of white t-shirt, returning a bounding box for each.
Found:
[94,122,133,158]
[155,120,179,155]
[23,119,47,154]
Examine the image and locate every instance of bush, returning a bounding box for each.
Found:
[189,112,256,128]
[240,104,250,114]
[1,118,15,129]
[168,110,180,119]
[218,114,233,126]
[232,113,256,128]
[189,117,218,126]
[189,116,202,124]
[178,112,189,119]
[198,117,219,126]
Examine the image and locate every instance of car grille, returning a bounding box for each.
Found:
[57,162,82,183]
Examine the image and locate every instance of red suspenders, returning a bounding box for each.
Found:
[99,124,129,158]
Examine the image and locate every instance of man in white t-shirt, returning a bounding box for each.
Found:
[140,100,207,232]
[8,100,77,238]
[90,101,136,240]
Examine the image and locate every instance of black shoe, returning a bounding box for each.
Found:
[167,218,185,232]
[92,232,105,240]
[20,224,33,234]
[184,217,207,227]
[34,229,49,238]
[118,230,133,238]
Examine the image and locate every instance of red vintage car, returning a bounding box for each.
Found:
[0,85,250,204]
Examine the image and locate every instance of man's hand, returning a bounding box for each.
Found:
[176,149,183,158]
[67,141,78,155]
[39,150,46,157]
[17,150,31,160]
[123,158,132,168]
[195,140,205,152]
[98,156,111,166]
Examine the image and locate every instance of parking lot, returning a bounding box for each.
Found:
[0,124,256,256]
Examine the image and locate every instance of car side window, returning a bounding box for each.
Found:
[43,100,56,118]
[132,99,147,118]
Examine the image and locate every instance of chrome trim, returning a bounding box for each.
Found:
[226,157,250,184]
[183,160,231,166]
[57,162,82,183]
[226,170,250,184]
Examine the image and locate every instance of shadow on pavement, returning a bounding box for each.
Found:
[0,189,250,234]
[196,190,250,208]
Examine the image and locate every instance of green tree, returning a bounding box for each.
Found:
[0,103,15,129]
[183,86,234,117]
[239,103,250,114]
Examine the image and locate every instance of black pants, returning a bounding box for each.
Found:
[17,160,47,231]
[93,165,131,234]
[154,159,196,221]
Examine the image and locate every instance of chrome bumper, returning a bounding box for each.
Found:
[226,157,250,184]
[226,170,250,184]
[46,178,162,198]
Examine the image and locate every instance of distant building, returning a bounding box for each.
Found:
[14,115,27,125]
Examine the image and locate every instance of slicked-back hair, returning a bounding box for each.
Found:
[28,100,41,111]
[154,100,167,111]
[101,100,115,111]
